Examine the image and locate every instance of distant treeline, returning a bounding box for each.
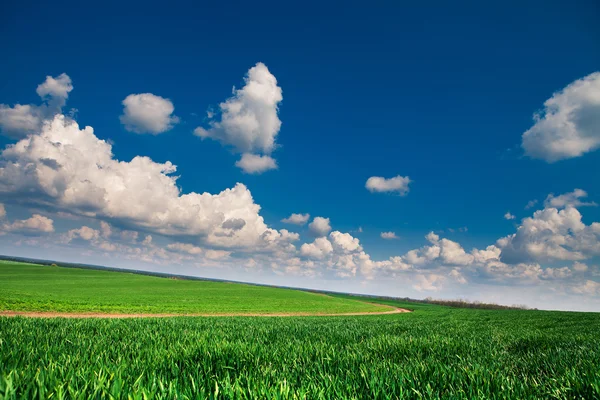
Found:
[421,297,533,310]
[301,290,533,310]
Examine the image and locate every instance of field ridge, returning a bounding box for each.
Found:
[0,305,410,318]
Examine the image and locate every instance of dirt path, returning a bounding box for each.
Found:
[0,305,411,319]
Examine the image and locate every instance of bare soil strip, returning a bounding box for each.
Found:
[0,305,411,319]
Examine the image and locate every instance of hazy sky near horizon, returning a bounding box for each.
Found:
[1,0,600,311]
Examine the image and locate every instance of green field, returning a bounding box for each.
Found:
[1,262,600,399]
[0,262,386,315]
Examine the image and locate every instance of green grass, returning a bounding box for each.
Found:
[0,261,387,314]
[1,303,599,399]
[1,261,599,398]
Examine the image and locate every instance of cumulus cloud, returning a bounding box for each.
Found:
[504,212,516,220]
[381,231,399,239]
[204,249,232,260]
[359,200,598,289]
[570,280,600,296]
[100,221,112,239]
[0,115,286,249]
[120,93,179,134]
[235,153,277,174]
[366,175,411,195]
[142,235,152,246]
[330,231,361,253]
[1,214,54,235]
[521,72,600,162]
[0,204,5,219]
[36,73,73,108]
[120,230,139,243]
[298,231,366,277]
[63,226,100,242]
[413,274,445,292]
[194,63,283,172]
[431,235,475,266]
[0,73,73,139]
[573,261,588,272]
[167,242,203,255]
[498,205,600,264]
[544,189,596,209]
[281,213,310,225]
[300,237,333,259]
[308,217,331,237]
[278,229,300,242]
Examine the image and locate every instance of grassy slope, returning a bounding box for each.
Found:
[0,261,387,314]
[1,298,599,398]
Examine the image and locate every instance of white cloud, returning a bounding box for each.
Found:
[0,204,5,219]
[437,238,474,266]
[365,175,411,195]
[0,115,287,250]
[279,190,598,287]
[120,93,179,134]
[297,231,364,278]
[413,274,445,292]
[204,249,232,260]
[279,229,300,242]
[573,261,588,272]
[544,189,596,209]
[471,245,502,264]
[142,235,152,246]
[308,216,331,237]
[498,205,600,264]
[1,214,54,235]
[98,241,117,252]
[540,266,573,280]
[449,269,467,284]
[330,231,362,253]
[120,230,139,243]
[380,231,399,239]
[100,221,112,239]
[504,212,516,220]
[235,153,278,174]
[521,72,600,162]
[63,226,100,242]
[425,232,439,243]
[36,73,73,108]
[281,213,310,225]
[0,73,73,139]
[297,231,401,279]
[0,105,44,138]
[194,63,282,171]
[570,280,600,296]
[300,237,333,259]
[167,242,203,255]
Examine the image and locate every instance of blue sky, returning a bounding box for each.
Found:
[1,0,599,310]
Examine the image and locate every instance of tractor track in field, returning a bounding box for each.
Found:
[0,305,411,319]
